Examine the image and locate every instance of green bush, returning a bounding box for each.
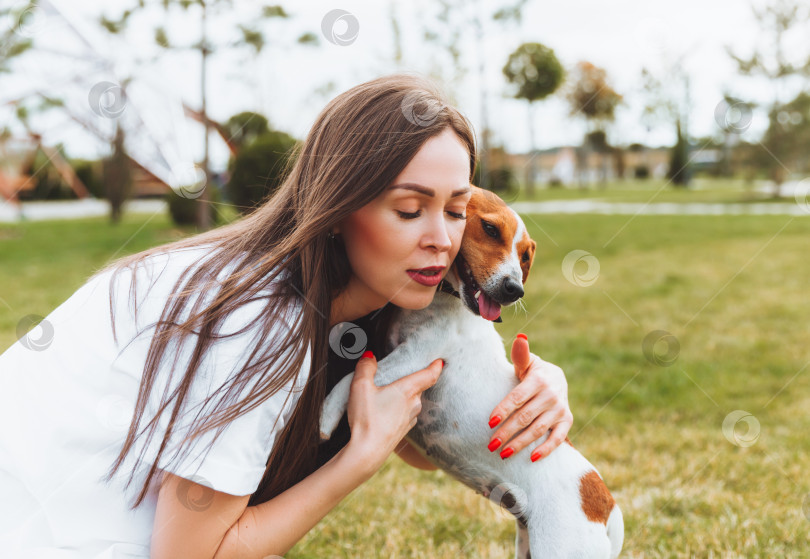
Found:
[72,159,105,199]
[167,181,225,227]
[225,131,297,216]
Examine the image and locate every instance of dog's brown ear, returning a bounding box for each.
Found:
[520,238,537,284]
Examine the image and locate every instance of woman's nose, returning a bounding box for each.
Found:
[423,214,453,252]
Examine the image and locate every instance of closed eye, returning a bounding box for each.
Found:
[397,210,467,220]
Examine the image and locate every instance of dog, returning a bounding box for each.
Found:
[320,185,623,558]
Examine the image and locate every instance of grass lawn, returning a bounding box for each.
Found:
[1,206,809,557]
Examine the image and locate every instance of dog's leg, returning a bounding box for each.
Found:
[320,373,354,439]
[514,519,531,559]
[320,343,428,440]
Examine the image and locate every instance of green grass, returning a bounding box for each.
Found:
[2,205,810,557]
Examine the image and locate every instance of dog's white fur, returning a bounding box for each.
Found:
[320,189,623,558]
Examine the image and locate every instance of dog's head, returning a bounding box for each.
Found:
[444,184,537,321]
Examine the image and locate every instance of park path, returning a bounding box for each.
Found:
[508,199,810,216]
[0,198,166,223]
[1,197,808,223]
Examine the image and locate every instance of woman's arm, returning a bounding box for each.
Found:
[394,437,438,471]
[212,439,377,559]
[151,439,376,559]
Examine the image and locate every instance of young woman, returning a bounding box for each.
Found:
[0,73,573,559]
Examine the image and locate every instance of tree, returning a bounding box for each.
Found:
[99,1,317,229]
[727,0,810,196]
[758,91,810,178]
[103,124,133,224]
[502,42,564,197]
[565,61,622,187]
[418,0,529,190]
[0,3,34,74]
[225,128,297,216]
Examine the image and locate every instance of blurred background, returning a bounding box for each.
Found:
[1,0,809,556]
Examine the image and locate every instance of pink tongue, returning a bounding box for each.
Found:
[477,291,502,321]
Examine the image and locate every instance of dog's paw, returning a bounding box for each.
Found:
[319,414,337,440]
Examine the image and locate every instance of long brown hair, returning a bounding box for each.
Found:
[98,72,477,509]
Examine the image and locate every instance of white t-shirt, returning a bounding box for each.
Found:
[0,244,311,558]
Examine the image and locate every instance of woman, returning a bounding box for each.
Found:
[0,73,573,558]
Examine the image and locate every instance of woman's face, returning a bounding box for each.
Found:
[335,128,473,315]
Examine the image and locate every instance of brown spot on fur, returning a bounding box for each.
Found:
[579,470,615,525]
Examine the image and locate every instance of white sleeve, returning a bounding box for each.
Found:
[113,249,310,496]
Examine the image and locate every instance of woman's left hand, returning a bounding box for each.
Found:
[486,333,574,462]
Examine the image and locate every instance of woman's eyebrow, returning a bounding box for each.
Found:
[388,183,471,198]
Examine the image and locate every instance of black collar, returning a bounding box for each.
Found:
[437,279,460,299]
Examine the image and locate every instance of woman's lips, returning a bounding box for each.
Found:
[407,269,443,286]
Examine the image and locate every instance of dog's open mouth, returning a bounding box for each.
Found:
[456,254,502,322]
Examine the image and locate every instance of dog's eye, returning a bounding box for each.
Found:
[481,220,499,239]
[522,251,530,262]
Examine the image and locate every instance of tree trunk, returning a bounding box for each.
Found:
[197,1,212,230]
[526,102,536,198]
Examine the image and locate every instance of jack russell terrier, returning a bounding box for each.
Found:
[320,185,623,558]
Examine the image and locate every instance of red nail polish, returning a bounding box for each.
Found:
[440,359,445,368]
[517,333,528,341]
[531,451,542,462]
[488,415,501,428]
[500,447,514,459]
[488,438,501,452]
[362,350,374,359]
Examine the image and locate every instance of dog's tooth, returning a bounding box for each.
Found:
[474,290,481,300]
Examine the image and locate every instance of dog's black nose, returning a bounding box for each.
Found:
[500,277,524,303]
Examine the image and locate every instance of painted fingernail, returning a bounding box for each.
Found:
[517,333,528,341]
[500,447,514,459]
[362,350,374,359]
[487,438,501,452]
[531,451,542,462]
[440,359,445,368]
[488,415,501,428]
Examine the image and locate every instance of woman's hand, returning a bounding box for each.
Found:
[345,351,444,476]
[486,333,573,462]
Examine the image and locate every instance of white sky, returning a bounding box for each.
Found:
[3,0,809,174]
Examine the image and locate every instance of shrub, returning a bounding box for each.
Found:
[225,131,297,216]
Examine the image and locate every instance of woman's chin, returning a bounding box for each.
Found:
[394,292,436,311]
